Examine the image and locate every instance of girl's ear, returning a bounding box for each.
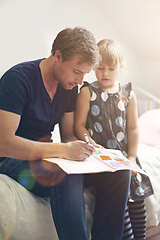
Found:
[93,64,98,71]
[119,64,123,71]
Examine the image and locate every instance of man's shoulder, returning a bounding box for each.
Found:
[9,59,43,74]
[0,59,44,86]
[2,59,43,77]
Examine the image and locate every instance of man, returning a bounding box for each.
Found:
[0,27,130,240]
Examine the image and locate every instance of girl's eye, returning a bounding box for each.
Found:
[109,68,115,71]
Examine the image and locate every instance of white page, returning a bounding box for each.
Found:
[43,148,146,175]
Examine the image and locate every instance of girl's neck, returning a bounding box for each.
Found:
[97,81,120,93]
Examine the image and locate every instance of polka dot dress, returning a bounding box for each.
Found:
[81,81,153,240]
[83,81,132,155]
[82,80,153,201]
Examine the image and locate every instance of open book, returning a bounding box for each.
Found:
[43,148,146,175]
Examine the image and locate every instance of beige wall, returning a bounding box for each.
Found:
[0,0,159,98]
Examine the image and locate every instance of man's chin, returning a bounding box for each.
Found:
[64,83,76,90]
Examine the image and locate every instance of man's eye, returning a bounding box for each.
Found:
[74,71,80,74]
[98,67,104,70]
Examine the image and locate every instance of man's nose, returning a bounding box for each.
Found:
[76,75,84,85]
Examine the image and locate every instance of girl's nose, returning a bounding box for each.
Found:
[103,69,109,76]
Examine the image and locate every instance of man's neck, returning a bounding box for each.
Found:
[39,55,58,101]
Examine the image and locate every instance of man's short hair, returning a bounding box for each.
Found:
[51,27,100,65]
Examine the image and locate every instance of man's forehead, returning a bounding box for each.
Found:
[67,55,94,73]
[74,63,94,74]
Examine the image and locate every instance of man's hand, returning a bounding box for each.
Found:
[62,140,95,161]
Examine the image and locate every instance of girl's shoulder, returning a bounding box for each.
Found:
[80,81,89,90]
[120,82,132,91]
[120,82,132,92]
[80,81,100,101]
[81,81,98,89]
[80,81,99,93]
[119,82,133,99]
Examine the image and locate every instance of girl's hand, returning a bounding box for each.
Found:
[92,142,104,149]
[88,138,104,149]
[128,156,137,176]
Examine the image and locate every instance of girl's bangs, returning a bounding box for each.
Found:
[101,47,118,67]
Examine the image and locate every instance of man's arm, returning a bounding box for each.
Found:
[0,110,94,161]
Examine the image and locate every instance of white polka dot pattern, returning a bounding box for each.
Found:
[91,105,100,116]
[107,139,118,149]
[118,100,125,111]
[94,122,103,132]
[115,117,123,127]
[116,131,124,142]
[91,91,97,101]
[88,128,93,136]
[101,92,108,101]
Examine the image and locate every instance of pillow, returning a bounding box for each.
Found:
[138,109,160,146]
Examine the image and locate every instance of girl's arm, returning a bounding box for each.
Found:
[74,86,98,146]
[59,111,78,142]
[126,91,139,165]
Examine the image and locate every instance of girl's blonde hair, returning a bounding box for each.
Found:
[97,39,126,70]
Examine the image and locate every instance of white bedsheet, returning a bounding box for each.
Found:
[138,142,160,226]
[0,174,94,240]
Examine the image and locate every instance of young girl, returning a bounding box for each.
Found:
[74,39,153,239]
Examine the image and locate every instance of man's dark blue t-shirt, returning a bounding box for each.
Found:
[0,59,78,141]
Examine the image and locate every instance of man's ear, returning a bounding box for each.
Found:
[55,50,62,62]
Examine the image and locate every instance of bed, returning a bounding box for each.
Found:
[0,85,160,240]
[134,85,160,239]
[138,141,160,240]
